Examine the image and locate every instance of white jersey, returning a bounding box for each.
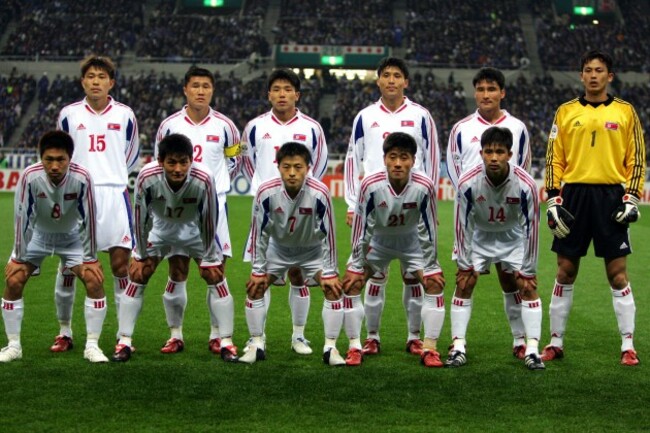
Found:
[446,109,530,189]
[349,170,440,276]
[344,97,440,213]
[155,106,241,195]
[58,96,139,187]
[455,162,539,276]
[133,161,221,266]
[250,176,337,278]
[241,109,328,195]
[13,162,98,263]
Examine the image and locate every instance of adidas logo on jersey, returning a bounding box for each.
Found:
[573,120,582,127]
[378,201,388,208]
[262,133,272,139]
[274,207,284,214]
[620,241,629,249]
[471,136,479,143]
[37,192,47,198]
[122,235,131,243]
[477,195,486,202]
[223,243,230,250]
[77,124,86,130]
[371,122,380,128]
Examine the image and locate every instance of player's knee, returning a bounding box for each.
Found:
[608,272,628,290]
[249,286,266,300]
[83,281,105,299]
[519,287,538,301]
[169,268,188,282]
[402,277,419,285]
[4,276,27,300]
[454,285,474,299]
[109,247,131,276]
[287,267,304,285]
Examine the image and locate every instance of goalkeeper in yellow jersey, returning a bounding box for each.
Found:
[543,50,645,366]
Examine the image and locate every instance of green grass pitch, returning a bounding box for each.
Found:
[0,192,649,432]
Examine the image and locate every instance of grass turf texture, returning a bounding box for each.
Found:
[0,193,648,432]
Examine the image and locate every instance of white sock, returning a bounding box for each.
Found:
[521,298,542,355]
[422,293,445,341]
[118,282,145,341]
[245,297,266,337]
[403,282,423,341]
[363,277,386,339]
[289,284,310,338]
[54,266,76,337]
[207,279,235,338]
[322,298,344,348]
[344,294,364,348]
[84,297,107,348]
[612,284,635,352]
[549,280,573,348]
[450,296,472,352]
[503,291,525,346]
[162,279,187,332]
[1,298,24,347]
[113,275,129,317]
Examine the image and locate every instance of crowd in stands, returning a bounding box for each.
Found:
[0,72,36,147]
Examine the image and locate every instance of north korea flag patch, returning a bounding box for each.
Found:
[299,207,313,215]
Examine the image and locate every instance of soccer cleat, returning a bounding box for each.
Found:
[31,266,41,276]
[406,339,424,356]
[291,337,313,355]
[621,350,640,366]
[444,350,467,368]
[323,348,346,366]
[116,339,136,353]
[83,346,109,363]
[524,353,546,370]
[111,344,132,362]
[220,345,239,363]
[239,345,266,364]
[541,345,564,362]
[160,338,184,354]
[512,344,527,360]
[50,335,74,352]
[0,346,22,363]
[362,338,380,355]
[243,335,266,353]
[208,338,222,354]
[420,350,443,368]
[345,348,363,366]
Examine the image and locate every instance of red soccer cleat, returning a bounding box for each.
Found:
[50,335,74,352]
[362,338,380,355]
[208,338,222,354]
[406,339,424,356]
[621,350,640,366]
[512,344,527,360]
[220,345,239,363]
[160,338,184,354]
[421,350,443,368]
[346,348,363,366]
[541,345,564,362]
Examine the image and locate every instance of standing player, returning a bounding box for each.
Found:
[447,126,544,370]
[342,132,445,367]
[543,50,645,366]
[344,57,440,357]
[240,142,343,365]
[111,134,235,362]
[52,55,139,353]
[1,131,109,363]
[446,67,532,360]
[240,69,328,355]
[155,66,240,355]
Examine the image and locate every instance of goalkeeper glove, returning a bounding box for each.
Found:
[612,194,641,224]
[546,196,574,239]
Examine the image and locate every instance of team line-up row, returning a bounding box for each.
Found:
[0,50,645,369]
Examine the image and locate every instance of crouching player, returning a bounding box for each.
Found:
[240,141,344,366]
[112,133,237,362]
[342,132,445,367]
[447,126,544,370]
[1,131,109,363]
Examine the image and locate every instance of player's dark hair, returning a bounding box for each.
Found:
[383,132,417,156]
[157,133,193,161]
[80,55,116,79]
[268,68,301,92]
[580,49,614,73]
[472,67,505,89]
[39,130,74,158]
[376,57,409,80]
[184,66,215,87]
[276,141,312,166]
[481,126,513,151]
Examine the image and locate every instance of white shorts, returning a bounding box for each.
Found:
[147,224,205,260]
[364,234,424,277]
[95,185,133,251]
[217,193,232,258]
[265,241,323,286]
[469,230,523,273]
[242,229,253,262]
[13,231,84,269]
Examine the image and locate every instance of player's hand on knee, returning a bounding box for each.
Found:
[342,270,364,295]
[77,261,104,285]
[4,260,31,285]
[456,268,478,292]
[424,272,445,294]
[515,272,537,295]
[246,274,268,299]
[612,193,641,224]
[321,276,342,298]
[129,257,155,283]
[546,196,574,238]
[200,265,224,284]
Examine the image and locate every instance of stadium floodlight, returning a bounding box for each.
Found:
[321,56,344,66]
[204,0,224,6]
[573,6,595,15]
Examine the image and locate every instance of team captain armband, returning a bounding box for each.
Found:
[224,142,243,158]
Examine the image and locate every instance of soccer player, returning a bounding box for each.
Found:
[344,57,440,357]
[543,50,645,366]
[52,55,139,352]
[447,126,544,370]
[155,66,241,355]
[1,131,109,363]
[111,134,234,362]
[342,132,445,367]
[446,67,532,360]
[240,68,329,355]
[240,141,342,365]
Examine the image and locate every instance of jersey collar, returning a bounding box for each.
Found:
[83,96,113,115]
[579,94,614,108]
[379,97,409,114]
[271,109,300,126]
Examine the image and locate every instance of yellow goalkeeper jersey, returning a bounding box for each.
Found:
[545,95,645,197]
